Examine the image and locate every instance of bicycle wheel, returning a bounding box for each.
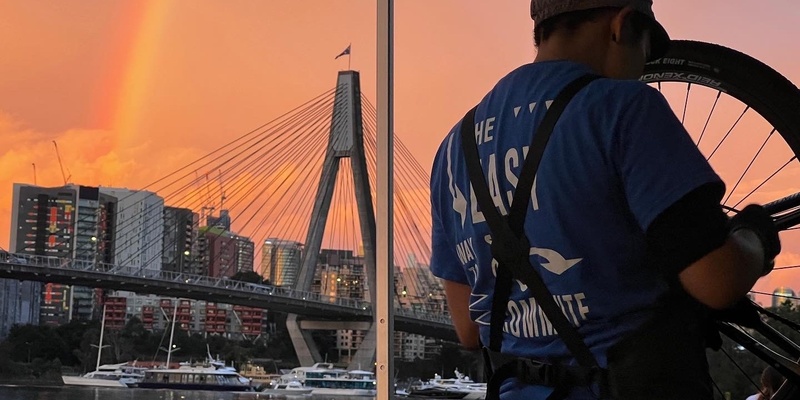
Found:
[642,40,800,400]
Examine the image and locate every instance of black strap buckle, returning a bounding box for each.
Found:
[518,359,606,389]
[517,359,562,387]
[490,234,531,266]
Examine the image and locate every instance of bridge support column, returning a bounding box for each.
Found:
[288,315,378,368]
[293,70,379,369]
[347,323,377,370]
[286,314,322,366]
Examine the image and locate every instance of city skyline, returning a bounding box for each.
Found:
[2,1,800,308]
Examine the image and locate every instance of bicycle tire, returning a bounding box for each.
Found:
[642,40,800,153]
[642,40,800,400]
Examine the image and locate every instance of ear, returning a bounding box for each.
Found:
[609,6,636,44]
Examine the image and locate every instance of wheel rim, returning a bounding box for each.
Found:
[642,41,800,399]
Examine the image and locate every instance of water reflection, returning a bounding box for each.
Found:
[0,386,374,400]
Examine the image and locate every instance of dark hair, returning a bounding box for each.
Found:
[759,366,786,400]
[533,7,648,47]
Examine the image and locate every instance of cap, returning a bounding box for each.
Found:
[530,0,670,61]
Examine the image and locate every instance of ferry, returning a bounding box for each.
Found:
[137,360,255,392]
[275,363,377,396]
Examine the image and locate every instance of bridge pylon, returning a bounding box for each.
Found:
[288,70,378,370]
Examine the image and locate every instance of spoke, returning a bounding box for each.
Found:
[731,156,798,211]
[721,205,740,213]
[681,83,691,125]
[697,91,721,148]
[750,290,800,302]
[720,346,762,394]
[723,129,777,206]
[708,106,750,161]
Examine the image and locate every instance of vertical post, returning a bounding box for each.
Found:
[95,303,107,371]
[376,1,394,399]
[166,299,179,367]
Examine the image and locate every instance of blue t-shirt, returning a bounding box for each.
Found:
[429,61,722,399]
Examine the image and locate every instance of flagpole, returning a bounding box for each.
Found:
[348,43,352,70]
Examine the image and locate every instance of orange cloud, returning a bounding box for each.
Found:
[0,111,205,251]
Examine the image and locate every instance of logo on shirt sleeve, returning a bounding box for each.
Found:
[446,133,468,227]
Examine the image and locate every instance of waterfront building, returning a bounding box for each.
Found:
[260,238,302,286]
[772,287,798,308]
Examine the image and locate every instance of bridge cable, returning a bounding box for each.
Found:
[47,89,335,258]
[160,99,336,275]
[125,93,335,269]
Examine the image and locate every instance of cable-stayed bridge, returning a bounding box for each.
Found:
[0,253,456,341]
[0,70,455,369]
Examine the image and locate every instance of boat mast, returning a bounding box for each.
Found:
[166,298,179,367]
[91,303,109,372]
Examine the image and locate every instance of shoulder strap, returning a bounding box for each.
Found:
[459,74,600,368]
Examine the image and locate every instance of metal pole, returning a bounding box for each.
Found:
[166,298,179,367]
[376,0,394,399]
[95,303,107,371]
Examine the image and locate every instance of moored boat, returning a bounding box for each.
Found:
[137,360,255,392]
[261,379,313,395]
[61,362,146,388]
[398,370,485,400]
[274,363,377,397]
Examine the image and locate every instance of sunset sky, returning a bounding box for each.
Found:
[1,1,799,303]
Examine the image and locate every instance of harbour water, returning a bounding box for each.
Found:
[0,386,399,400]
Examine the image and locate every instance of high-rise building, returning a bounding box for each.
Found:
[772,287,797,308]
[260,238,302,286]
[99,187,164,273]
[312,249,370,363]
[234,235,254,274]
[109,295,265,340]
[4,184,74,334]
[397,262,447,314]
[201,226,237,278]
[66,186,117,323]
[0,279,40,339]
[313,249,367,300]
[1,184,117,338]
[162,207,199,275]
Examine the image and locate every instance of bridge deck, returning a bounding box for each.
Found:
[0,253,457,342]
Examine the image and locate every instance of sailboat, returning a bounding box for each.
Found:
[62,304,146,388]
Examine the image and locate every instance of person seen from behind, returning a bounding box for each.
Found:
[746,366,786,400]
[429,0,781,399]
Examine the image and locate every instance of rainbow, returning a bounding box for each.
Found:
[92,1,171,150]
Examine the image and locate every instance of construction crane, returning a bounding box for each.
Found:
[52,141,71,185]
[200,171,216,226]
[218,169,227,211]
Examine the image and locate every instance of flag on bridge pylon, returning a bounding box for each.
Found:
[335,44,351,59]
